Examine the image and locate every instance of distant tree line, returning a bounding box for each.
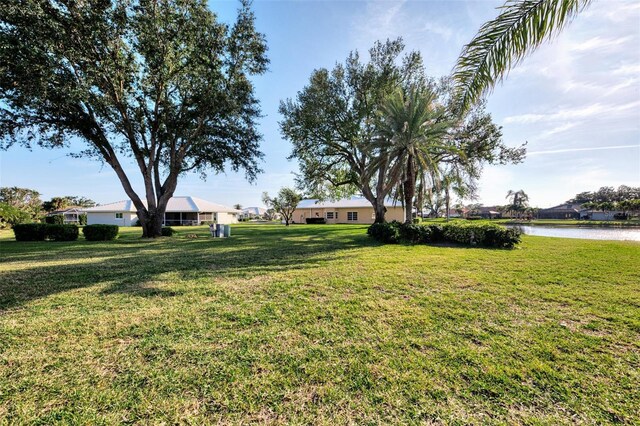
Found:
[567,186,640,218]
[0,186,96,228]
[445,186,640,221]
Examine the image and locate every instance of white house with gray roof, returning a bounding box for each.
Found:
[84,196,240,226]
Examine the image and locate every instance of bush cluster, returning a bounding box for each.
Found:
[83,224,119,241]
[44,215,65,225]
[13,223,79,241]
[161,226,176,237]
[13,224,48,241]
[46,224,79,241]
[367,221,401,243]
[440,222,520,248]
[305,217,327,224]
[368,221,521,248]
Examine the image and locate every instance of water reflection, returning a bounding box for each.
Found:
[508,225,640,241]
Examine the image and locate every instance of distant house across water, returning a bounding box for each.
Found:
[538,203,583,220]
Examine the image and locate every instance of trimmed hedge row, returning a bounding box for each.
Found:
[45,215,65,225]
[13,223,79,242]
[305,217,327,224]
[47,224,80,241]
[368,221,521,248]
[83,224,119,241]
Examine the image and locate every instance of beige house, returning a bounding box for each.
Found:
[292,197,405,224]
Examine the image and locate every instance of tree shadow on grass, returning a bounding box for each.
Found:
[0,225,374,310]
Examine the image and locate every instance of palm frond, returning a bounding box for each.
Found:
[453,0,592,112]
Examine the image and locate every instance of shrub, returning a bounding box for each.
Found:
[399,223,431,244]
[367,221,401,244]
[368,221,520,248]
[442,222,521,248]
[45,215,65,225]
[483,226,521,248]
[46,224,79,241]
[79,213,87,225]
[424,224,445,243]
[441,222,485,245]
[161,226,176,237]
[412,217,421,224]
[83,224,119,241]
[13,223,48,241]
[305,217,327,224]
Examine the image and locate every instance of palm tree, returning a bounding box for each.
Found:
[506,189,529,218]
[454,0,593,112]
[377,88,452,223]
[440,164,477,222]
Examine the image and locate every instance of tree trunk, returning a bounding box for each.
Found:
[445,187,450,222]
[137,174,177,238]
[403,155,415,224]
[138,207,165,238]
[362,178,388,224]
[373,201,387,224]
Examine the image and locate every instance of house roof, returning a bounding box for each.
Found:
[242,206,267,215]
[540,203,583,212]
[297,197,401,209]
[84,196,239,213]
[46,206,85,215]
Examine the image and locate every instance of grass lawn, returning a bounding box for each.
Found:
[1,224,639,424]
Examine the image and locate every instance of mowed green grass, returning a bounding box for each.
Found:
[1,225,638,425]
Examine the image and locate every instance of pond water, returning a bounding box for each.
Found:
[507,225,640,241]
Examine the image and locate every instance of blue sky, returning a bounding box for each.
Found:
[1,0,639,208]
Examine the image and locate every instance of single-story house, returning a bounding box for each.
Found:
[46,207,86,224]
[241,206,268,220]
[445,207,468,219]
[477,206,502,219]
[292,197,404,224]
[84,196,240,226]
[585,210,624,221]
[538,203,583,220]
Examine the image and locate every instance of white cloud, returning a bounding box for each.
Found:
[612,63,640,75]
[421,21,454,41]
[528,144,640,156]
[569,36,633,53]
[503,100,640,124]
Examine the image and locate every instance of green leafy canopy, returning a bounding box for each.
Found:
[1,0,268,237]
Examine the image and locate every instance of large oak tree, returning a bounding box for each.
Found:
[1,0,268,237]
[279,39,425,223]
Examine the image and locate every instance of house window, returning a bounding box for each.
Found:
[326,212,334,219]
[347,211,358,221]
[115,213,123,219]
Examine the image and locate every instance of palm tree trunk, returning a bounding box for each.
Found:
[445,186,450,222]
[403,155,415,224]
